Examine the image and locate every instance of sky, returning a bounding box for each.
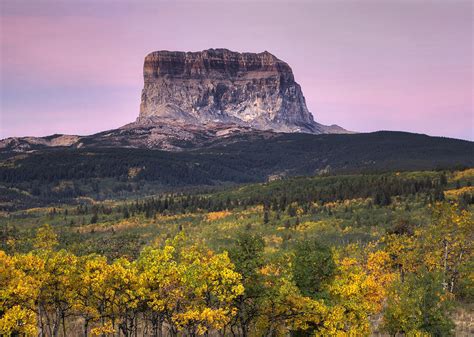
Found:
[1,0,473,140]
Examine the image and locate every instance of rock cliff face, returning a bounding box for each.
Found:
[138,49,343,133]
[0,49,349,154]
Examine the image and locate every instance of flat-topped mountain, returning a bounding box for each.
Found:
[138,49,346,133]
[1,49,349,153]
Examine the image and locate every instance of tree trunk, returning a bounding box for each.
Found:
[44,309,54,337]
[37,305,45,337]
[61,313,66,337]
[51,308,62,337]
[120,321,128,337]
[443,239,449,290]
[450,250,464,293]
[168,326,178,337]
[134,316,139,337]
[152,318,163,337]
[241,320,248,337]
[83,318,89,337]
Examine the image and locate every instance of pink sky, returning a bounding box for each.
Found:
[1,0,473,140]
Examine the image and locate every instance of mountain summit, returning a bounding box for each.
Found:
[137,49,346,134]
[1,49,349,153]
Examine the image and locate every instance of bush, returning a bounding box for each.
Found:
[382,271,455,337]
[292,239,335,298]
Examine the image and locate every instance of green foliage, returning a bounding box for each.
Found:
[1,131,473,209]
[229,232,265,282]
[228,233,266,336]
[382,271,455,337]
[292,240,336,298]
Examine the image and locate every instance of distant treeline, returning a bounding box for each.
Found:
[115,172,451,219]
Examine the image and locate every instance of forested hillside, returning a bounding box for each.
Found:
[1,131,473,210]
[1,169,473,336]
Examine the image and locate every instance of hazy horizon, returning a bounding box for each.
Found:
[1,0,473,141]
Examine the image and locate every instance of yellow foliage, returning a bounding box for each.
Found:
[323,250,397,335]
[127,166,143,179]
[365,251,397,312]
[2,202,469,336]
[0,305,37,336]
[205,210,231,221]
[33,224,58,250]
[137,233,243,335]
[0,251,42,336]
[90,322,115,336]
[444,186,474,199]
[264,234,283,246]
[451,168,474,182]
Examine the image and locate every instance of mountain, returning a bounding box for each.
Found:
[1,49,472,208]
[138,49,345,133]
[0,49,348,153]
[0,120,256,153]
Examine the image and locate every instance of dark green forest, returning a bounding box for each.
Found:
[1,131,473,210]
